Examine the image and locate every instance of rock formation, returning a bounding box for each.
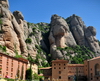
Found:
[49,14,76,59]
[67,14,100,54]
[0,0,100,64]
[49,14,100,59]
[0,0,48,65]
[0,0,9,9]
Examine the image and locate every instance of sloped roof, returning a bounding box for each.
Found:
[39,67,52,70]
[87,56,100,61]
[52,59,69,63]
[68,64,84,67]
[0,53,28,63]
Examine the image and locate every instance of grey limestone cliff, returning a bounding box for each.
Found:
[0,0,100,64]
[49,14,100,59]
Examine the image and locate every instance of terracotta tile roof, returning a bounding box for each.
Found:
[18,57,28,63]
[87,56,100,61]
[0,53,28,63]
[52,59,69,63]
[39,67,52,70]
[68,64,84,67]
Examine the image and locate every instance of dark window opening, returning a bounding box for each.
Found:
[59,71,61,74]
[59,76,61,79]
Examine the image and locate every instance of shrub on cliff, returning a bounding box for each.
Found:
[25,38,32,44]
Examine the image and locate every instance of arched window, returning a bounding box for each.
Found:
[95,64,100,75]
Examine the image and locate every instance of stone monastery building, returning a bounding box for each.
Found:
[0,53,28,80]
[40,57,100,81]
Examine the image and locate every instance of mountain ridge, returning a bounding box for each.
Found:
[0,0,100,66]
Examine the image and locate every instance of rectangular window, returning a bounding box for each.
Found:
[0,71,2,74]
[12,59,13,62]
[0,65,2,68]
[54,67,56,69]
[54,64,56,66]
[0,55,2,59]
[11,73,13,77]
[6,72,8,75]
[7,62,8,66]
[0,60,2,64]
[11,68,13,72]
[11,63,13,67]
[91,73,93,76]
[6,67,8,71]
[59,71,61,74]
[59,76,61,79]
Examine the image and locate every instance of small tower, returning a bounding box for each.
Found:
[0,0,9,9]
[52,59,69,81]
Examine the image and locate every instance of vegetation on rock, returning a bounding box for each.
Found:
[57,45,95,64]
[25,68,33,81]
[0,45,7,52]
[35,44,49,67]
[0,1,99,68]
[0,19,2,25]
[25,38,32,44]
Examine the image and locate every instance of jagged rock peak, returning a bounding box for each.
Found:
[51,14,61,20]
[49,14,76,59]
[49,14,100,60]
[0,0,9,9]
[87,26,96,36]
[67,14,100,54]
[13,11,24,24]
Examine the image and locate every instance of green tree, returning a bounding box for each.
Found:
[33,73,39,80]
[26,54,34,81]
[25,38,32,44]
[16,68,20,79]
[25,68,32,80]
[20,65,24,80]
[27,54,34,68]
[0,19,2,25]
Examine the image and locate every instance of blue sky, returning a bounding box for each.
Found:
[9,0,100,40]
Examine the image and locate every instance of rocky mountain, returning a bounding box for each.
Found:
[49,14,100,60]
[0,0,100,65]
